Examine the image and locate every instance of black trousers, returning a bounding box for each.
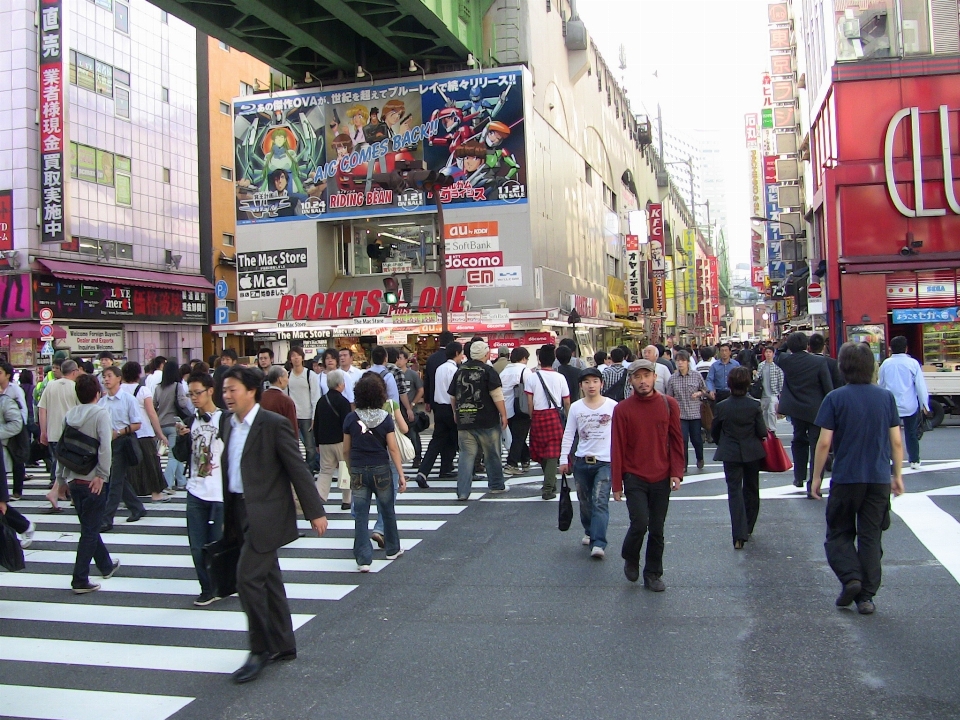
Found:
[825,483,890,600]
[2,503,29,534]
[235,497,296,655]
[418,404,457,477]
[103,447,145,523]
[790,418,821,485]
[621,475,671,578]
[506,413,531,466]
[724,460,761,542]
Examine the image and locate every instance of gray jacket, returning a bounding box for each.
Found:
[153,382,193,427]
[56,403,113,482]
[0,394,23,472]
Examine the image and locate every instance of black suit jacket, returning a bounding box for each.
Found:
[423,349,447,409]
[819,354,844,389]
[221,406,326,554]
[712,395,768,463]
[775,351,833,424]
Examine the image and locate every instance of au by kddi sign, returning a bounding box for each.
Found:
[884,106,960,217]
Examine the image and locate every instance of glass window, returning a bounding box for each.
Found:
[342,217,437,277]
[76,53,96,91]
[69,50,77,85]
[115,2,129,33]
[69,142,78,178]
[222,233,234,246]
[96,150,114,186]
[79,237,99,256]
[95,0,113,10]
[219,40,230,51]
[239,81,253,96]
[162,168,170,183]
[115,87,130,119]
[835,0,899,61]
[77,145,97,182]
[114,68,130,86]
[219,101,231,115]
[95,60,113,97]
[585,162,593,186]
[225,299,236,313]
[161,87,169,103]
[160,9,168,22]
[115,173,131,205]
[220,166,233,180]
[900,0,931,55]
[115,155,131,173]
[116,243,133,259]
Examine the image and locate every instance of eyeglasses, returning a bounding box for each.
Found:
[187,389,210,397]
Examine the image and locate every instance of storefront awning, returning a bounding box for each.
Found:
[36,259,215,293]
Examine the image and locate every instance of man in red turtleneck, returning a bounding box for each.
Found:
[611,359,684,592]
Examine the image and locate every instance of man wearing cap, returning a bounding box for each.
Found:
[559,367,618,559]
[612,359,684,591]
[448,341,509,500]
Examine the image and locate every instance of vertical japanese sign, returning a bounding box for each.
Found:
[708,255,720,326]
[752,265,765,289]
[648,204,665,314]
[744,113,759,149]
[682,229,698,316]
[39,0,65,244]
[0,190,11,251]
[625,234,641,314]
[749,149,764,219]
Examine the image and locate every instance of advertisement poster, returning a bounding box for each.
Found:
[626,234,641,314]
[0,274,30,320]
[39,0,65,244]
[234,68,527,223]
[682,229,698,316]
[33,276,207,323]
[236,248,308,301]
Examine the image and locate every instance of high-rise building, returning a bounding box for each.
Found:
[657,125,728,241]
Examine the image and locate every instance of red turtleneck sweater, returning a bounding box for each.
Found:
[611,390,685,492]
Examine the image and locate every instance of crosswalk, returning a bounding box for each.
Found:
[0,453,480,720]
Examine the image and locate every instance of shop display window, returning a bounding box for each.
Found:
[922,325,960,365]
[334,215,438,277]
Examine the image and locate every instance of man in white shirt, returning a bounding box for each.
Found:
[525,345,571,500]
[559,367,617,558]
[878,335,930,469]
[338,348,364,404]
[415,341,462,485]
[642,345,672,394]
[500,347,532,475]
[286,347,322,473]
[39,359,81,510]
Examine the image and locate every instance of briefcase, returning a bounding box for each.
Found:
[203,538,241,598]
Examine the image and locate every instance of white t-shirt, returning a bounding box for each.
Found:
[560,397,618,461]
[499,362,528,420]
[187,410,224,503]
[120,383,155,438]
[653,363,671,394]
[524,369,569,411]
[145,370,163,394]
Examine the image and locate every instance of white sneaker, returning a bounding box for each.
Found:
[910,462,921,470]
[581,535,591,546]
[590,546,605,559]
[20,520,35,549]
[386,548,404,560]
[358,565,371,573]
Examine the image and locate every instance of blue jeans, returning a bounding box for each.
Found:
[69,480,113,587]
[162,426,186,489]
[351,464,399,565]
[901,411,921,464]
[573,458,611,549]
[373,460,400,535]
[457,426,505,499]
[680,418,704,465]
[186,491,224,596]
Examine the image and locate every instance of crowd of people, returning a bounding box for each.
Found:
[0,329,924,682]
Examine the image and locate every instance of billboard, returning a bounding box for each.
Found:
[39,0,65,244]
[33,276,207,323]
[234,68,527,223]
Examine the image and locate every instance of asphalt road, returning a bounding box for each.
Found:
[3,419,960,720]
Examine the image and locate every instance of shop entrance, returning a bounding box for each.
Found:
[334,214,439,277]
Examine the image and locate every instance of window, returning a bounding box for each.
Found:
[834,0,899,61]
[584,162,593,187]
[222,233,234,247]
[77,144,97,182]
[115,1,129,33]
[220,166,233,181]
[115,155,131,205]
[162,167,170,183]
[115,75,130,119]
[69,142,78,178]
[94,0,113,10]
[219,101,231,115]
[219,40,230,51]
[76,53,96,91]
[160,9,168,23]
[96,149,114,186]
[95,60,113,97]
[161,87,169,103]
[900,0,931,54]
[225,300,236,313]
[337,217,438,277]
[69,50,77,84]
[115,242,133,259]
[239,81,253,97]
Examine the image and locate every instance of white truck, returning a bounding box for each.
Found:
[921,370,955,428]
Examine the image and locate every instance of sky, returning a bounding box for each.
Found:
[577,0,773,272]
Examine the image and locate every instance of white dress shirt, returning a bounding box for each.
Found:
[878,352,929,417]
[227,404,260,494]
[434,359,458,405]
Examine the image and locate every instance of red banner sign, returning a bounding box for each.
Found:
[708,256,720,324]
[522,333,555,345]
[278,285,468,321]
[39,0,65,244]
[763,156,778,185]
[752,265,765,289]
[625,234,642,313]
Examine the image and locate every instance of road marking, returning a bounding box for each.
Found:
[13,499,466,515]
[28,515,446,531]
[1,684,193,720]
[891,494,960,584]
[28,531,423,552]
[0,599,313,632]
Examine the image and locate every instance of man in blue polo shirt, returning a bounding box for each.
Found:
[707,343,740,403]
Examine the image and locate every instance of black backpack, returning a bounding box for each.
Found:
[602,371,627,402]
[5,397,29,465]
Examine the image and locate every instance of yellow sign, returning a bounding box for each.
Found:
[607,276,628,315]
[682,229,698,315]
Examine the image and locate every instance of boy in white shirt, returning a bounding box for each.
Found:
[559,367,618,558]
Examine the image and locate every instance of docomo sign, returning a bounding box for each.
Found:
[278,286,467,321]
[885,106,960,217]
[445,251,503,269]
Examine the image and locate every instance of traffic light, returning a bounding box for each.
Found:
[383,277,399,305]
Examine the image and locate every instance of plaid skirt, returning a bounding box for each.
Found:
[528,409,564,463]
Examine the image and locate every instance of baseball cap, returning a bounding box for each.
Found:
[627,359,657,374]
[579,367,603,382]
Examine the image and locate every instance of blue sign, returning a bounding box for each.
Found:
[891,307,958,324]
[215,280,228,300]
[40,324,53,337]
[215,307,230,325]
[765,184,782,243]
[768,261,787,280]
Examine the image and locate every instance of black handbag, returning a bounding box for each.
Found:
[203,538,241,598]
[0,514,26,572]
[413,410,431,433]
[57,422,101,475]
[558,474,573,531]
[117,434,142,466]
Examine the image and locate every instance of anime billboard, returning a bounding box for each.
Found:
[233,67,527,223]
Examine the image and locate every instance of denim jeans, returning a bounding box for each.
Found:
[351,464,399,565]
[298,419,320,472]
[574,458,611,549]
[185,491,224,596]
[373,459,400,535]
[457,426,505,498]
[901,411,921,464]
[680,418,704,466]
[162,426,186,489]
[69,480,113,587]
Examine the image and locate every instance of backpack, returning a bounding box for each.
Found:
[513,368,529,417]
[602,369,627,402]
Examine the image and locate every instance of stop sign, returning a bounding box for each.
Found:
[808,282,822,298]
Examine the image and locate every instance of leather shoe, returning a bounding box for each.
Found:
[836,580,862,607]
[623,560,640,583]
[269,649,297,663]
[643,575,666,592]
[232,652,270,684]
[100,521,113,533]
[793,478,804,488]
[125,509,147,523]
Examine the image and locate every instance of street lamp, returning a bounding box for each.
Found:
[751,215,800,237]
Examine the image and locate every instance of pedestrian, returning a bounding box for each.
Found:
[810,334,843,389]
[385,347,415,425]
[0,390,32,549]
[144,356,165,393]
[0,362,28,500]
[737,341,759,373]
[97,366,145,532]
[556,338,587,370]
[706,342,741,403]
[559,367,617,558]
[712,366,768,549]
[256,347,275,377]
[415,341,462,485]
[260,366,299,435]
[181,372,225,607]
[397,350,424,466]
[501,347,531,475]
[313,369,352,509]
[594,350,609,367]
[611,359,684,591]
[665,350,708,470]
[776,331,834,497]
[153,359,194,493]
[370,373,411,546]
[94,351,114,392]
[58,374,116,593]
[287,348,322,473]
[342,373,406,572]
[119,362,169,504]
[525,344,570,500]
[337,348,364,403]
[213,349,238,410]
[811,342,904,615]
[492,346,510,373]
[601,348,627,401]
[38,359,80,511]
[878,335,929,470]
[449,340,509,500]
[757,346,784,431]
[643,345,672,394]
[555,345,582,402]
[220,365,328,683]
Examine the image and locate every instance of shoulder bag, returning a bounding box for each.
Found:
[0,514,25,572]
[513,368,530,417]
[760,430,792,473]
[6,397,30,465]
[57,421,101,475]
[557,474,573,531]
[535,370,566,426]
[370,411,416,464]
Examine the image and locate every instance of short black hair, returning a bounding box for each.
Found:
[354,372,387,410]
[386,347,400,363]
[188,372,214,389]
[610,348,625,363]
[222,365,263,400]
[809,333,826,354]
[322,348,339,364]
[258,347,274,359]
[559,338,577,351]
[102,366,122,379]
[121,361,141,383]
[594,350,608,365]
[82,361,95,374]
[786,331,809,353]
[18,369,33,386]
[438,331,455,346]
[510,347,529,363]
[538,344,556,367]
[221,348,238,361]
[700,346,714,361]
[556,345,572,364]
[890,336,908,354]
[445,342,462,360]
[0,361,14,379]
[179,363,192,379]
[674,350,690,363]
[728,366,753,396]
[75,374,101,404]
[371,346,387,365]
[288,347,305,359]
[839,342,875,384]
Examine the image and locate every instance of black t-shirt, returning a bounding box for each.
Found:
[448,359,502,429]
[557,364,581,402]
[314,388,353,445]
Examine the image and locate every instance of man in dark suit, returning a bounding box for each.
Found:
[809,333,844,389]
[422,330,456,477]
[776,332,834,496]
[220,366,328,684]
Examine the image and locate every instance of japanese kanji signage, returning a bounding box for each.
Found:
[682,229,698,316]
[708,256,720,325]
[39,0,65,244]
[648,205,665,315]
[0,190,11,251]
[626,234,641,314]
[234,67,528,223]
[744,113,759,148]
[33,276,208,323]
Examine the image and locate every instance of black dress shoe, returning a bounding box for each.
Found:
[793,479,804,488]
[100,522,113,533]
[125,509,147,523]
[232,652,270,684]
[623,560,640,583]
[269,649,297,663]
[643,575,666,592]
[439,471,456,478]
[836,580,862,607]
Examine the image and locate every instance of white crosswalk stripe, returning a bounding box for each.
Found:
[1,450,468,720]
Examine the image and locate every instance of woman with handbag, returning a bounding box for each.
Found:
[313,369,353,511]
[154,360,194,493]
[711,366,768,550]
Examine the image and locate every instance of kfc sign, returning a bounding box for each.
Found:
[278,285,467,320]
[885,106,960,218]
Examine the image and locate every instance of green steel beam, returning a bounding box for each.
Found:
[314,0,408,62]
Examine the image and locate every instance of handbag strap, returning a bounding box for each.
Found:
[535,370,560,410]
[324,393,341,422]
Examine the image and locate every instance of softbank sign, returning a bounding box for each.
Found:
[885,106,960,217]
